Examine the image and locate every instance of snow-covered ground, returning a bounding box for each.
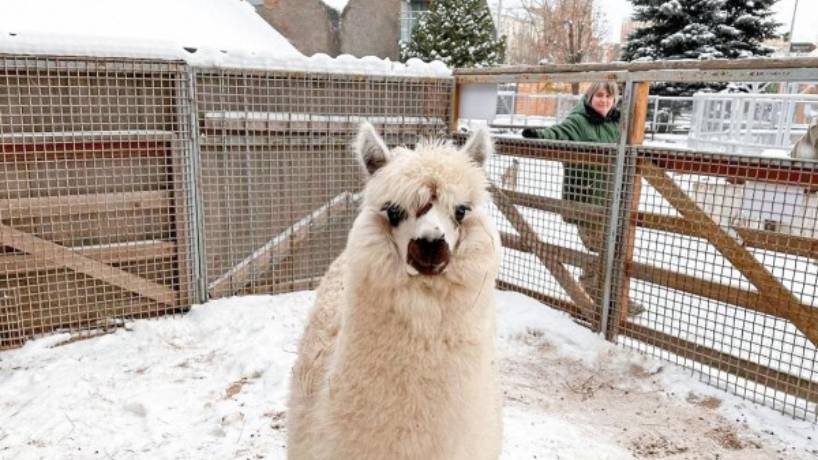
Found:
[0,291,815,459]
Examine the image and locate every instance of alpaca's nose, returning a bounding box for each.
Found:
[416,237,446,258]
[407,237,450,276]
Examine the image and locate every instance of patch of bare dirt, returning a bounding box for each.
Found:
[499,329,808,459]
[687,392,723,410]
[630,433,689,458]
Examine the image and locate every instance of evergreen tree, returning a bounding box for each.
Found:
[623,0,726,62]
[716,0,778,59]
[400,0,506,68]
[622,0,779,95]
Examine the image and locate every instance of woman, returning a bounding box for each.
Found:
[523,81,620,211]
[522,81,643,316]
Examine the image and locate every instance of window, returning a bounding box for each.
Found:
[400,0,429,43]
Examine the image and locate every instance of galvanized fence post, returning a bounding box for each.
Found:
[184,66,209,305]
[599,79,634,338]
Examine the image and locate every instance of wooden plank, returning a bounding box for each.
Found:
[208,192,356,298]
[0,241,176,275]
[637,212,818,261]
[622,323,818,403]
[628,264,778,317]
[501,229,801,320]
[0,224,175,306]
[0,141,169,159]
[453,57,818,76]
[0,130,175,144]
[499,189,606,222]
[639,150,818,188]
[488,139,818,189]
[7,209,173,248]
[639,159,818,345]
[491,185,598,325]
[737,228,818,261]
[449,82,461,133]
[627,82,650,145]
[500,231,597,268]
[491,138,615,165]
[0,191,170,220]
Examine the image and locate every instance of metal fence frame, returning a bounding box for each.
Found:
[455,57,818,421]
[0,53,451,349]
[2,53,818,421]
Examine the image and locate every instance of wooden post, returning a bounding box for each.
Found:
[617,81,650,323]
[449,81,461,134]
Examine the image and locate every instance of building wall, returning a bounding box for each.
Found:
[256,0,401,59]
[340,0,401,59]
[257,0,339,57]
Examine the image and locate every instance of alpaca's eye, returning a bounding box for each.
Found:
[381,202,406,227]
[454,205,471,223]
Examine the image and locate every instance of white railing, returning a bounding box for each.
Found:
[689,92,818,155]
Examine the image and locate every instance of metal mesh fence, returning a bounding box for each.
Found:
[484,136,818,421]
[614,147,818,421]
[195,69,450,299]
[0,55,196,349]
[2,52,816,422]
[0,55,451,348]
[471,76,818,420]
[482,136,620,331]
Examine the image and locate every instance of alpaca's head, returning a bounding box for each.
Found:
[351,122,497,278]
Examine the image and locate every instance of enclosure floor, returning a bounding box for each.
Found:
[0,291,814,459]
[500,330,814,459]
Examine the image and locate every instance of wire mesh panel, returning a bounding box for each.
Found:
[0,55,196,349]
[195,69,452,299]
[612,146,818,421]
[481,136,620,331]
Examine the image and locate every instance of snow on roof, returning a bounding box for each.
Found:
[0,0,450,78]
[0,0,302,60]
[321,0,350,13]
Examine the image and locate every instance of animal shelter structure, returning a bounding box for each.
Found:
[1,53,817,422]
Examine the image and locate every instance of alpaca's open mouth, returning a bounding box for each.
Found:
[407,238,450,276]
[408,258,449,276]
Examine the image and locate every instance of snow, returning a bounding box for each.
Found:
[0,0,451,78]
[1,290,815,459]
[320,0,350,13]
[0,0,302,60]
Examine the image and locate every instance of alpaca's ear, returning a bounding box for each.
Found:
[460,127,493,166]
[355,121,391,176]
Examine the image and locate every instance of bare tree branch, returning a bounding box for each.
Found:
[506,0,607,67]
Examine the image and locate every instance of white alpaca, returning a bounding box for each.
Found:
[500,158,520,191]
[791,119,818,160]
[287,123,503,460]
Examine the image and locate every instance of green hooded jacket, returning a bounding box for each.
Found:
[521,97,620,222]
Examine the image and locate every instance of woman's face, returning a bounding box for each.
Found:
[590,87,614,118]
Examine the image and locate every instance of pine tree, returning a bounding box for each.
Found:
[716,0,778,59]
[623,0,727,62]
[622,0,778,96]
[400,0,506,68]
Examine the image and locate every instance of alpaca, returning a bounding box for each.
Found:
[791,119,818,160]
[500,158,520,191]
[287,123,503,460]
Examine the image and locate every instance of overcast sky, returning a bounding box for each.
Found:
[492,0,817,43]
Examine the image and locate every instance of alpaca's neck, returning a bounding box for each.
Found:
[341,270,493,350]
